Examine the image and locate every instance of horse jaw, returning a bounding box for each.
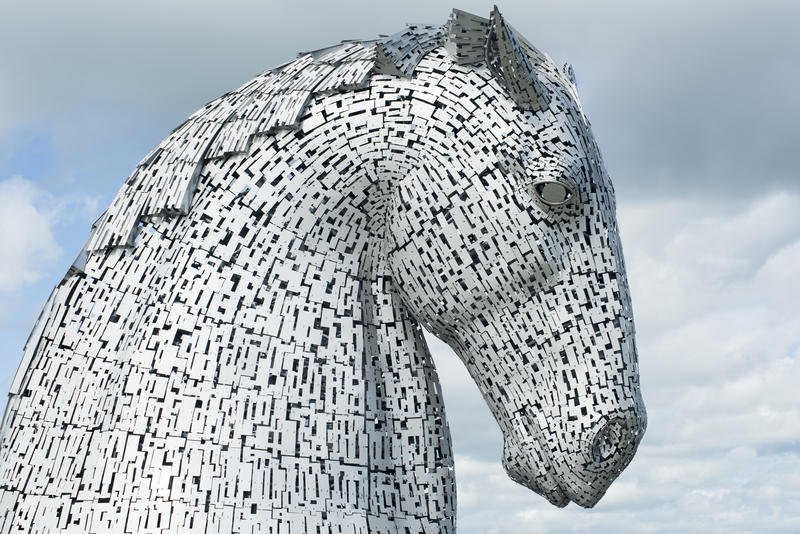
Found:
[500,417,570,507]
[446,303,646,510]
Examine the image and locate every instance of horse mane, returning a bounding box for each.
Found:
[75,9,577,270]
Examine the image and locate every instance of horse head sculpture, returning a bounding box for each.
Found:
[389,8,647,507]
[0,7,645,533]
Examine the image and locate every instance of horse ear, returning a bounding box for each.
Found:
[445,8,490,65]
[563,62,577,86]
[485,6,550,111]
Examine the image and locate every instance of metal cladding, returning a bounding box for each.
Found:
[0,7,646,533]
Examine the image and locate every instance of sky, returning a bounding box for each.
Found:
[1,0,799,532]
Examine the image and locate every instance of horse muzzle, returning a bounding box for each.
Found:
[502,405,646,508]
[551,408,647,507]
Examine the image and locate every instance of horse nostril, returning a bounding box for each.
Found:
[590,415,641,466]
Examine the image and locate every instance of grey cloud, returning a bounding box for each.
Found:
[4,1,798,199]
[502,1,800,198]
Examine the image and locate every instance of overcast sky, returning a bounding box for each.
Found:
[1,1,798,532]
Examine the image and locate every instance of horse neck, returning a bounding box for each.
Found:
[0,81,457,532]
[225,108,456,522]
[287,112,444,421]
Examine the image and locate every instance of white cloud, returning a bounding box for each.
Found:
[428,190,800,533]
[0,176,61,292]
[444,439,800,534]
[619,192,800,332]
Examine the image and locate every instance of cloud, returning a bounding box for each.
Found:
[0,175,98,293]
[433,363,800,534]
[2,0,798,200]
[0,177,61,292]
[619,192,800,391]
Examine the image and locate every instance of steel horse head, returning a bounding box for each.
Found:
[0,7,645,533]
[390,7,647,508]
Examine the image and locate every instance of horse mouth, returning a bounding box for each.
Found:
[505,455,571,507]
[512,411,619,509]
[531,411,646,508]
[534,471,572,508]
[516,442,605,509]
[503,412,572,507]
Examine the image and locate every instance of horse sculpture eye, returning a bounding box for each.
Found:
[534,180,574,206]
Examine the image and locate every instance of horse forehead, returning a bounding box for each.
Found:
[426,60,591,155]
[491,97,594,157]
[501,112,606,182]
